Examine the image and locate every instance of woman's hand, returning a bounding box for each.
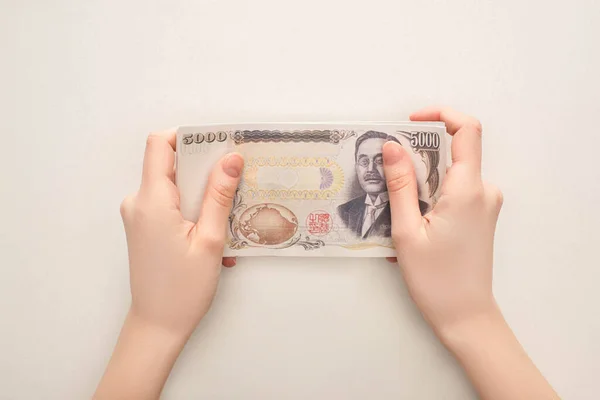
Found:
[95,131,243,400]
[121,131,243,338]
[383,107,502,338]
[383,107,558,400]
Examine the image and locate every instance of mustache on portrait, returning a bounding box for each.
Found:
[363,171,383,181]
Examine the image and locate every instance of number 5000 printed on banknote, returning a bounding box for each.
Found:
[176,123,448,257]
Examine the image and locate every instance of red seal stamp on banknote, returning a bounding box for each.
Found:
[306,210,333,235]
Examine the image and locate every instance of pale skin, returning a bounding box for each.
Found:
[94,108,559,400]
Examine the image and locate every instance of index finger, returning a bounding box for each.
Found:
[141,130,177,188]
[410,107,482,177]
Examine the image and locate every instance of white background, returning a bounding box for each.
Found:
[1,0,599,399]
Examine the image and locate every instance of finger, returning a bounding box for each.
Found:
[382,141,422,240]
[222,257,237,268]
[410,107,477,135]
[386,257,397,263]
[141,130,177,188]
[194,153,244,248]
[410,106,482,179]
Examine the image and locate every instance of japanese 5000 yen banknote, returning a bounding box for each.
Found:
[176,123,448,257]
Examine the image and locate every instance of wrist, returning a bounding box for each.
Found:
[437,302,509,356]
[94,310,189,399]
[122,310,189,359]
[435,304,559,400]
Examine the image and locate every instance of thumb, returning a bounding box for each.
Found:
[194,153,244,249]
[382,141,422,241]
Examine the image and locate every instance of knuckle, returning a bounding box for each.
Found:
[197,229,225,251]
[439,107,452,121]
[146,133,162,148]
[386,173,413,193]
[146,133,159,143]
[209,182,234,209]
[129,197,155,225]
[486,184,504,210]
[459,186,486,206]
[119,194,136,219]
[132,205,149,225]
[467,118,483,136]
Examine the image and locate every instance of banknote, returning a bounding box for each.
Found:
[176,123,448,257]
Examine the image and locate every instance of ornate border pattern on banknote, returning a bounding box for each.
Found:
[232,130,356,144]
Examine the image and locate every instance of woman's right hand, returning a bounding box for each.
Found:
[382,107,503,340]
[383,107,559,400]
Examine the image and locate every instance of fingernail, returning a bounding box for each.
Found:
[222,153,244,178]
[383,141,405,166]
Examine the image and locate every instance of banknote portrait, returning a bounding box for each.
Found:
[336,131,428,238]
